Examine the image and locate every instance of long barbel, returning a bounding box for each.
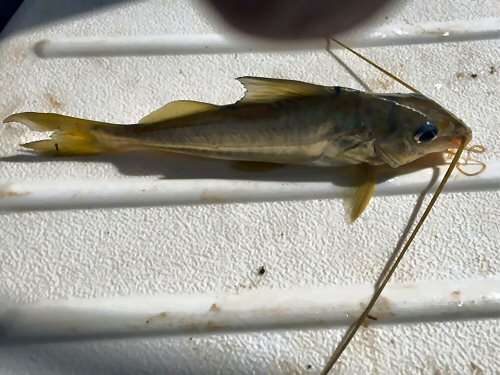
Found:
[320,39,474,374]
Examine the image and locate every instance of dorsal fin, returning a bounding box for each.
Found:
[236,76,330,103]
[139,100,219,124]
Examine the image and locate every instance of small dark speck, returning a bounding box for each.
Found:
[489,66,497,75]
[451,290,461,299]
[306,364,312,369]
[367,314,378,321]
[470,73,478,79]
[258,265,266,275]
[189,337,193,340]
[209,303,221,313]
[54,143,59,151]
[280,232,284,237]
[384,16,388,20]
[204,45,208,49]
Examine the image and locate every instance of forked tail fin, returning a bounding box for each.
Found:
[3,112,124,155]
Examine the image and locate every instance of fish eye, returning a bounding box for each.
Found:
[414,122,438,143]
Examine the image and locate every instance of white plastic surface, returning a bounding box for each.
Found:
[1,160,500,212]
[32,18,500,58]
[1,0,500,374]
[2,278,500,345]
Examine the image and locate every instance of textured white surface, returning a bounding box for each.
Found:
[0,0,499,374]
[2,278,500,345]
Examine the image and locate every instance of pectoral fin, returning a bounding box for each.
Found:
[349,166,377,223]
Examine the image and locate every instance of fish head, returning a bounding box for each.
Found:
[374,93,472,168]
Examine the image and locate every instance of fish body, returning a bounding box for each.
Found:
[3,77,472,221]
[4,77,471,169]
[102,88,385,167]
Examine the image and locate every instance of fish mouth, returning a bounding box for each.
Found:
[454,121,473,146]
[450,132,472,149]
[450,138,463,148]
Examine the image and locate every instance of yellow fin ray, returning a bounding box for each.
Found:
[21,133,101,156]
[5,112,118,155]
[349,166,377,223]
[237,76,329,103]
[139,100,219,124]
[3,112,110,132]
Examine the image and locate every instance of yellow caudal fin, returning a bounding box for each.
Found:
[21,134,100,155]
[3,112,122,155]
